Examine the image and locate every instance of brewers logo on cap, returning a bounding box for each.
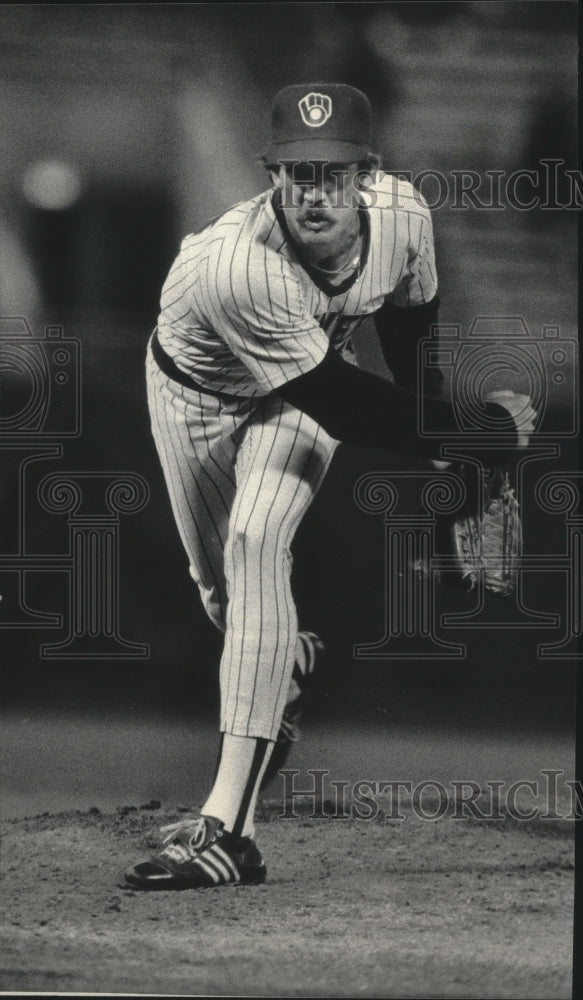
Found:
[298,93,332,128]
[265,82,372,163]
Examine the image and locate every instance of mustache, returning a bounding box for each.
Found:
[299,208,334,221]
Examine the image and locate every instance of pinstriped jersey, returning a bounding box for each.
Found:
[157,173,437,398]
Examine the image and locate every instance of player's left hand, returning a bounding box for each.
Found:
[486,390,537,448]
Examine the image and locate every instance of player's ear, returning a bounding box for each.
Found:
[270,165,284,189]
[259,153,283,188]
[358,153,381,177]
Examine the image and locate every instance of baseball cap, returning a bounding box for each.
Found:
[264,83,372,164]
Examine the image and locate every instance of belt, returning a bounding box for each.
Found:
[150,329,248,401]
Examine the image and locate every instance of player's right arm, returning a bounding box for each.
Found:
[275,345,533,462]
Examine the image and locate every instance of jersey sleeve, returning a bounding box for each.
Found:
[391,204,438,308]
[277,345,519,464]
[215,250,330,393]
[374,295,444,398]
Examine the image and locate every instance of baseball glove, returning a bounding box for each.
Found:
[417,465,522,596]
[440,465,522,595]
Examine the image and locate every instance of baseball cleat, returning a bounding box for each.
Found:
[121,815,266,891]
[260,630,324,790]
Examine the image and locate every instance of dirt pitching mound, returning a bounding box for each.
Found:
[0,800,574,998]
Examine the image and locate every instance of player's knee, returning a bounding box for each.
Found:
[227,521,262,561]
[227,521,291,567]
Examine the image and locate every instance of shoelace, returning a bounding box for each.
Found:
[159,817,210,848]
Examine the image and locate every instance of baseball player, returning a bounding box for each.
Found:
[123,83,535,891]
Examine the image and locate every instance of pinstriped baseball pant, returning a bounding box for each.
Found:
[146,345,338,741]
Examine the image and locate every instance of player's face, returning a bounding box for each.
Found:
[277,161,364,256]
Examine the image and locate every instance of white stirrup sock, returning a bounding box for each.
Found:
[201,733,274,838]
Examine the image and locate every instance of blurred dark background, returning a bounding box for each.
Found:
[0,4,578,765]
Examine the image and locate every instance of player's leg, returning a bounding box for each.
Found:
[200,395,338,838]
[223,395,337,740]
[126,370,336,891]
[259,628,324,790]
[147,350,327,720]
[145,346,244,631]
[125,356,271,892]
